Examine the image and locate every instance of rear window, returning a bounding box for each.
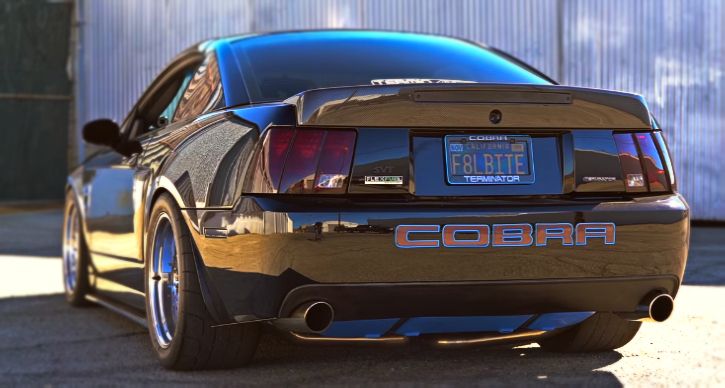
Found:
[230,31,550,102]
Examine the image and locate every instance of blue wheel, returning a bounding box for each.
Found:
[145,194,259,370]
[148,212,180,348]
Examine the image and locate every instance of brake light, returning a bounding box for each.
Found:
[613,132,671,193]
[245,127,356,194]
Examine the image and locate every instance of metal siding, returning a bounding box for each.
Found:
[76,0,723,220]
[562,0,725,220]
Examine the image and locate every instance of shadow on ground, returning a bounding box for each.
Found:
[0,293,624,386]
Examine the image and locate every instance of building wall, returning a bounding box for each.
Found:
[74,0,725,220]
[0,0,71,201]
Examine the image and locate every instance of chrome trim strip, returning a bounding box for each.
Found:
[436,330,547,347]
[85,294,147,327]
[289,332,408,344]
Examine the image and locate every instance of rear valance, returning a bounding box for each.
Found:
[285,84,652,129]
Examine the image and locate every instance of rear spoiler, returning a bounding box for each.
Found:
[285,84,653,129]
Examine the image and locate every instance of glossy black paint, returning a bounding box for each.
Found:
[573,131,626,192]
[188,194,688,322]
[65,31,689,329]
[348,128,411,194]
[290,84,653,129]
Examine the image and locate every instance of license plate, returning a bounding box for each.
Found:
[444,134,535,185]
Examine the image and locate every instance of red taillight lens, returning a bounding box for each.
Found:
[653,131,676,190]
[279,130,325,193]
[613,133,647,193]
[314,131,356,193]
[613,132,671,193]
[246,127,356,194]
[635,134,668,192]
[245,127,294,193]
[266,128,295,188]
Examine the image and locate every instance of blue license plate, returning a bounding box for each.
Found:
[444,134,535,185]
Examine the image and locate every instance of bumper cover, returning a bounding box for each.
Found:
[186,194,689,322]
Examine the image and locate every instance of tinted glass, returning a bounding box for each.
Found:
[230,31,550,102]
[174,53,224,121]
[139,71,193,135]
[160,71,193,123]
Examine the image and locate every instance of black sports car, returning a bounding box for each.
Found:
[64,30,689,370]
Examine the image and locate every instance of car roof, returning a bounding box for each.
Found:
[197,30,555,84]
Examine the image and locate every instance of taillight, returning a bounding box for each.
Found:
[653,131,677,191]
[279,130,326,193]
[613,133,647,193]
[613,132,672,193]
[245,126,356,194]
[314,131,356,192]
[266,127,295,188]
[634,133,668,192]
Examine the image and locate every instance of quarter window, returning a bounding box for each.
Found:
[174,53,224,121]
[159,72,193,124]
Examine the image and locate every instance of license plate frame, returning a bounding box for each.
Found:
[444,134,535,185]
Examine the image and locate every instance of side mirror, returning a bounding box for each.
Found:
[82,119,120,147]
[82,119,142,157]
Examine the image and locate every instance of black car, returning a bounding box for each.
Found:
[63,30,689,370]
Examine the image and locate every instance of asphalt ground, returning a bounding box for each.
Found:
[0,208,723,386]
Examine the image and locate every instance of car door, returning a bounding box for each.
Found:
[83,53,201,307]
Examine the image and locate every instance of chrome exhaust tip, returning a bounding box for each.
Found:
[646,293,674,322]
[272,301,335,334]
[619,293,674,322]
[300,301,335,333]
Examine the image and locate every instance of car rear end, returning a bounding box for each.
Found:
[210,83,689,343]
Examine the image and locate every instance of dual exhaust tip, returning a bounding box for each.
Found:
[272,301,335,334]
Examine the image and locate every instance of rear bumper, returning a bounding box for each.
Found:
[279,276,679,320]
[186,193,689,322]
[281,275,677,338]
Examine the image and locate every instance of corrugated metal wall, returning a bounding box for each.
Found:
[75,0,725,220]
[561,0,725,221]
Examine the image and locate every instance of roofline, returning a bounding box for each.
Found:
[193,29,556,84]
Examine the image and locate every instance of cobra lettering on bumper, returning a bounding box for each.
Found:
[395,223,616,248]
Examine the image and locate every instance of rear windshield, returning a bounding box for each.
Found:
[229,31,551,102]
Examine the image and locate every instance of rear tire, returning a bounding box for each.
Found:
[145,194,260,370]
[62,191,91,306]
[537,312,641,352]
